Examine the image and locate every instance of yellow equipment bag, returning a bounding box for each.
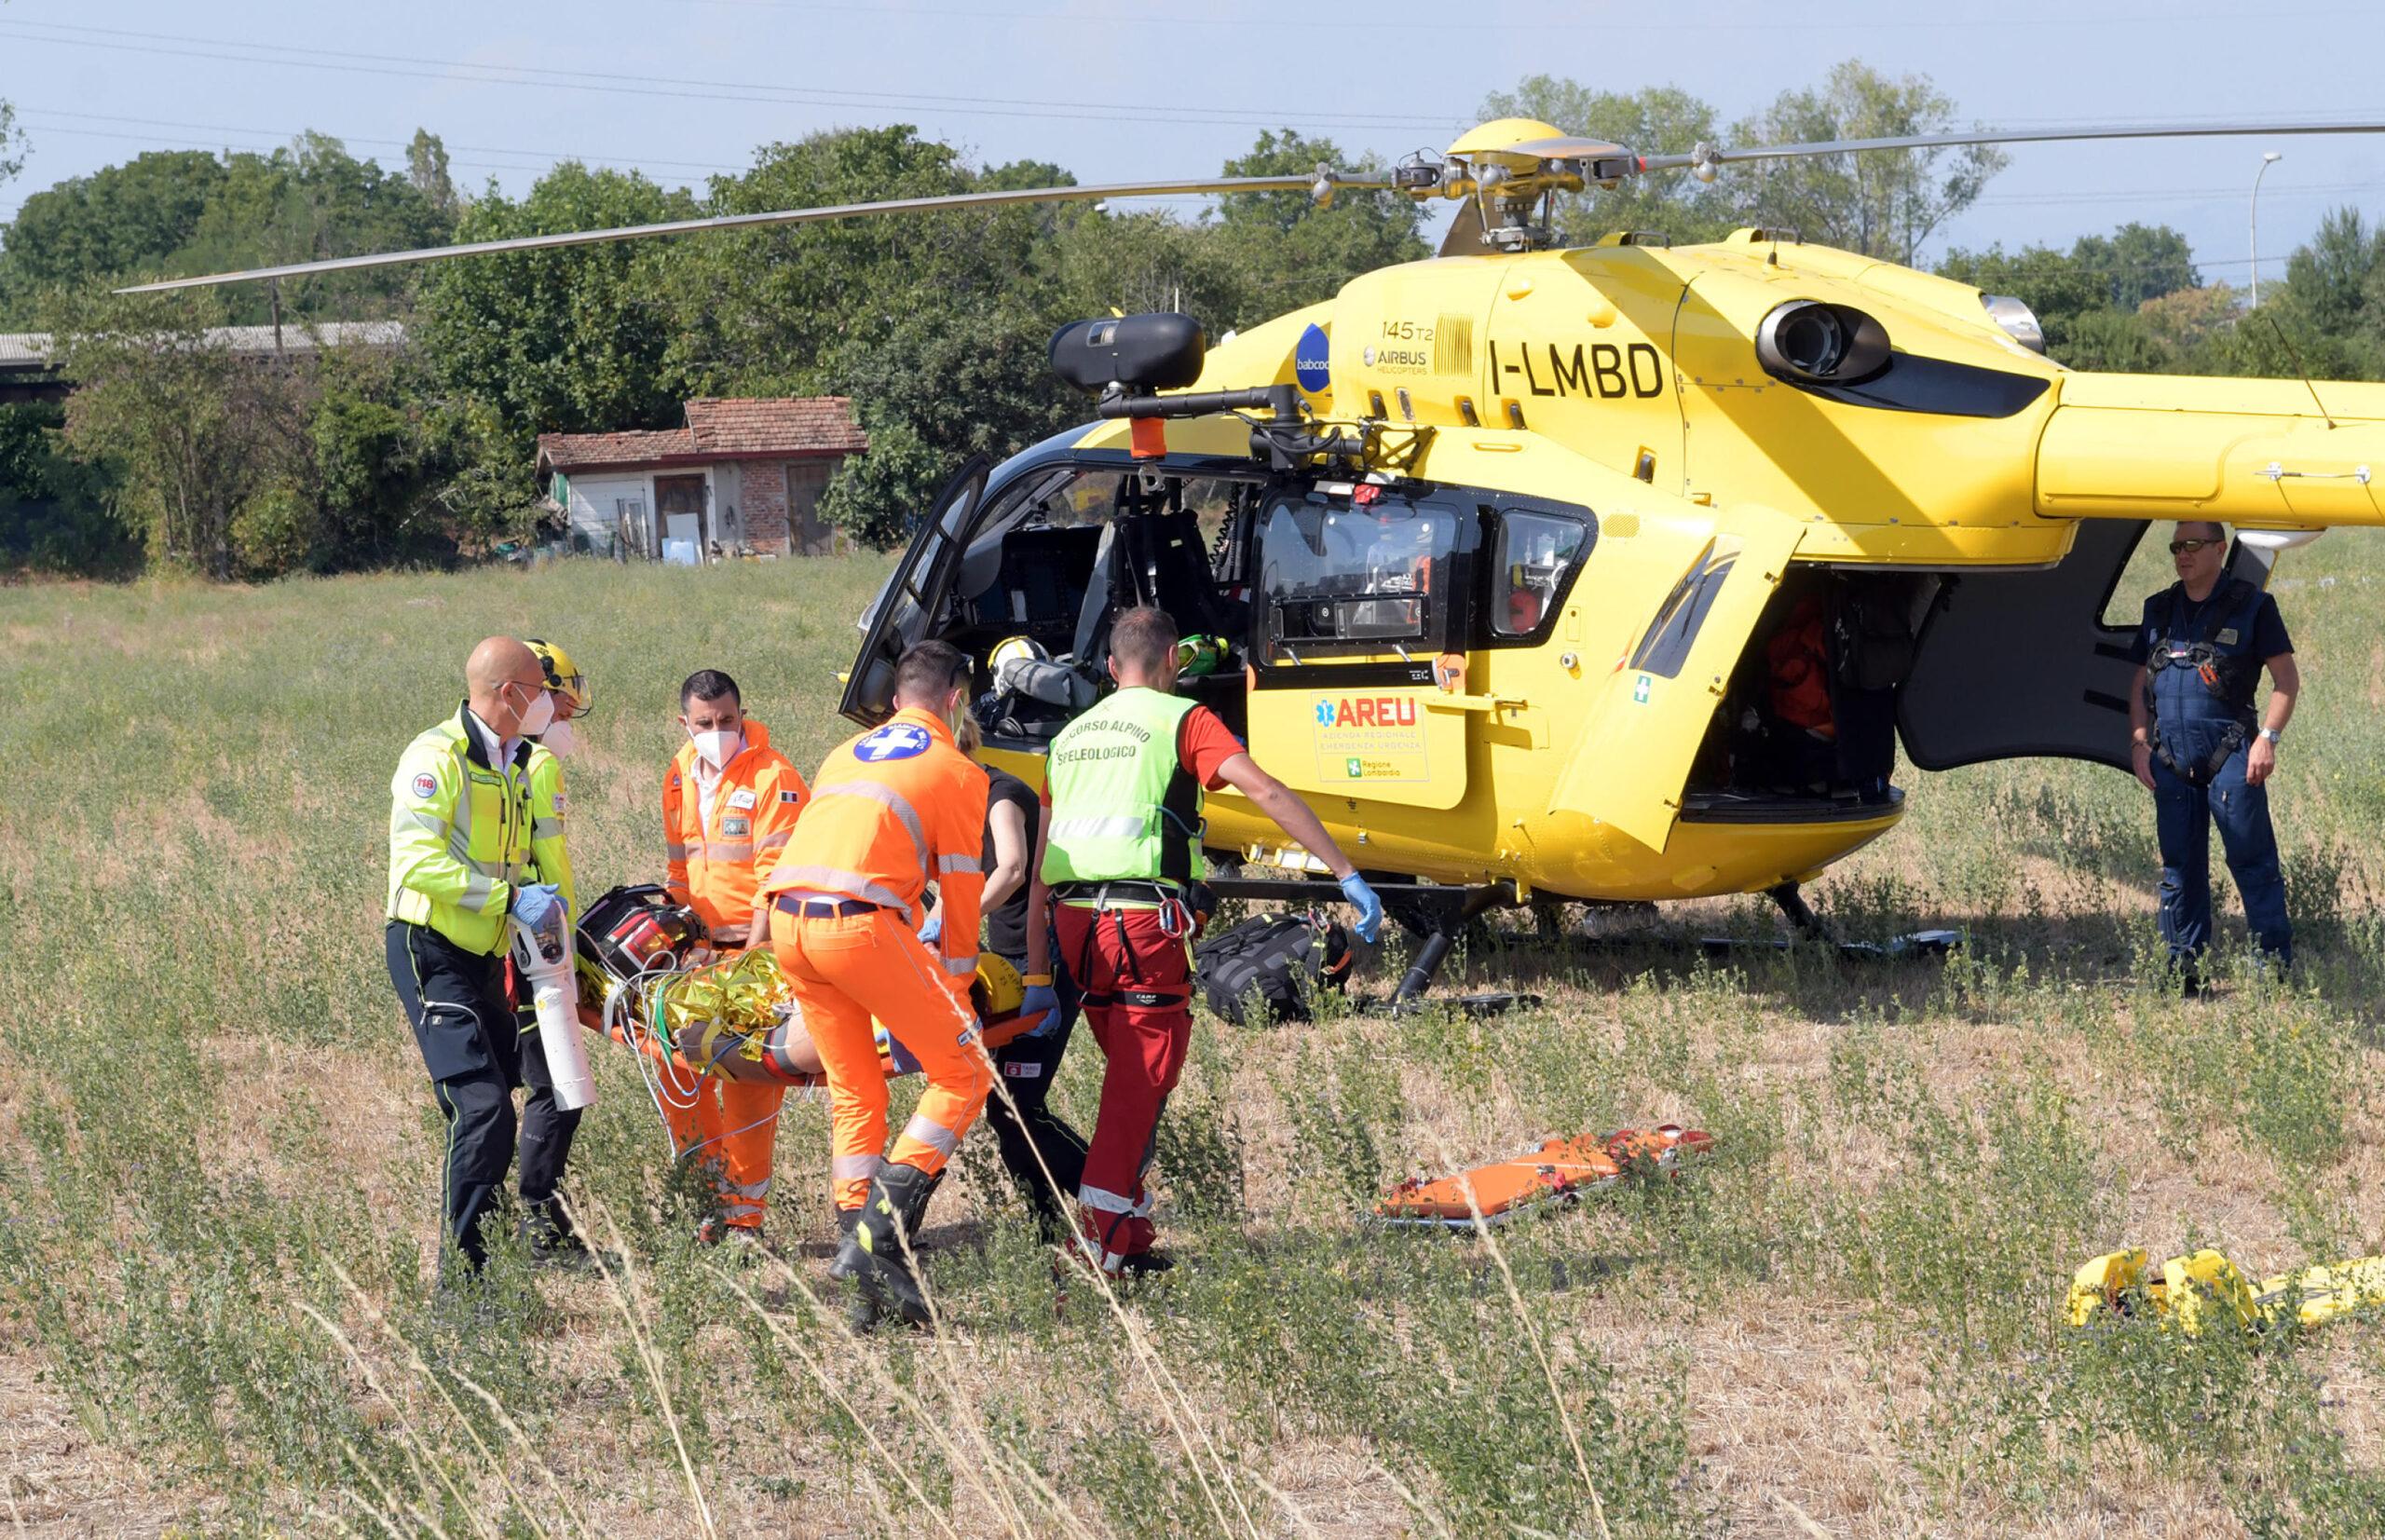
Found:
[2067,1246,2385,1336]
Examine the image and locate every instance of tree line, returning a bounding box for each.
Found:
[0,62,2374,580]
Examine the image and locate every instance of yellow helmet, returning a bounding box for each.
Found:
[971,952,1024,1020]
[526,638,591,717]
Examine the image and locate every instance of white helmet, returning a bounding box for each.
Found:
[989,635,1048,681]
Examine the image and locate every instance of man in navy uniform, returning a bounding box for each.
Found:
[2127,522,2300,984]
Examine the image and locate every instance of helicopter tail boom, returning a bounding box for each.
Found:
[2037,372,2385,530]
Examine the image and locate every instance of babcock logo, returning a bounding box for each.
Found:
[1294,323,1330,393]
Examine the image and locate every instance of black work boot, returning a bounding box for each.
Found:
[1116,1249,1175,1278]
[827,1205,864,1283]
[519,1199,592,1270]
[833,1166,944,1284]
[852,1163,941,1331]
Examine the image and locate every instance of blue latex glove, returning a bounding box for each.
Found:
[512,882,568,941]
[1339,873,1384,945]
[919,912,943,947]
[1018,984,1061,1039]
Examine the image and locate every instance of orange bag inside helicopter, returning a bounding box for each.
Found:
[1693,570,1926,811]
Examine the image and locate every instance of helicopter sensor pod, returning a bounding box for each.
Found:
[1049,312,1206,393]
[1754,300,1891,385]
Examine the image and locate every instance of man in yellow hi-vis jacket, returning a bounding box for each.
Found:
[385,636,571,1280]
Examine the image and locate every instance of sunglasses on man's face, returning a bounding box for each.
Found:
[2169,538,2220,555]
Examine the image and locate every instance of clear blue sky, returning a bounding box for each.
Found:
[3,0,2379,288]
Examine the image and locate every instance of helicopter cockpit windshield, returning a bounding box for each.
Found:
[854,458,1263,743]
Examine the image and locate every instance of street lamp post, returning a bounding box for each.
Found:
[2251,150,2283,307]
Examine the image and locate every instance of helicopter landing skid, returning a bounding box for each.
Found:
[1553,927,1963,965]
[1200,876,1531,1016]
[1747,881,1958,960]
[1765,880,1826,937]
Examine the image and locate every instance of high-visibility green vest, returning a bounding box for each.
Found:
[387,706,535,955]
[1041,688,1203,886]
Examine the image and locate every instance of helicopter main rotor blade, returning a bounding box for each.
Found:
[114,173,1391,293]
[1640,116,2385,174]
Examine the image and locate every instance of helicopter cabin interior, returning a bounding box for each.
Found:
[845,450,1989,839]
[1682,566,1932,817]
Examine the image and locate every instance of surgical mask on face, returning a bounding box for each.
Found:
[538,716,578,756]
[692,728,742,769]
[515,688,556,738]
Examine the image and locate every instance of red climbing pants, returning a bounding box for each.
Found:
[1056,900,1192,1271]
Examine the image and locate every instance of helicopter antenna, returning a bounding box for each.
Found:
[2263,313,2338,429]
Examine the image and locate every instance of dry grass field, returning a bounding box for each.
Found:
[8,533,2385,1537]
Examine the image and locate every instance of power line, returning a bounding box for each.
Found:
[13,107,747,177]
[4,121,703,186]
[652,0,2378,33]
[0,19,1464,133]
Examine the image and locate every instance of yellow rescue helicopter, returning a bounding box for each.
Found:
[129,111,2385,1003]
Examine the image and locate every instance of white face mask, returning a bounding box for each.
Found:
[692,728,742,769]
[515,688,556,738]
[538,716,578,756]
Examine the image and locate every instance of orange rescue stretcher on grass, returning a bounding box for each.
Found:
[1373,1124,1714,1228]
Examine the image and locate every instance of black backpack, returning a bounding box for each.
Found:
[1194,914,1353,1025]
[1831,581,1916,693]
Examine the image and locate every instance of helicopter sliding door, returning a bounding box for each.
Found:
[1244,484,1474,811]
[1898,520,2273,771]
[1547,516,1802,852]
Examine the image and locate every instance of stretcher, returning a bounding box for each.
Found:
[1372,1125,1714,1228]
[2067,1247,2385,1336]
[576,938,1043,1089]
[569,883,1042,1109]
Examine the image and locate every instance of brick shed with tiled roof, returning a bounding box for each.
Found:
[536,397,866,560]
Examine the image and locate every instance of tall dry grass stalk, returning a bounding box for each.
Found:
[577,1199,719,1540]
[1428,1130,1615,1540]
[895,953,1267,1538]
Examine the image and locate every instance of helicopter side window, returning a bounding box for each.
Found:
[1256,493,1460,661]
[1489,510,1591,638]
[1631,538,1740,678]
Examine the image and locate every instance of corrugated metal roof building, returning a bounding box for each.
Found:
[0,321,406,403]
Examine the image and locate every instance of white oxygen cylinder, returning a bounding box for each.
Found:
[511,917,596,1112]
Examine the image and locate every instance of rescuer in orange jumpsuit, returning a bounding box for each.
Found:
[661,668,811,1245]
[762,641,998,1328]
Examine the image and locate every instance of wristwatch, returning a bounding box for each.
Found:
[2259,728,2283,744]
